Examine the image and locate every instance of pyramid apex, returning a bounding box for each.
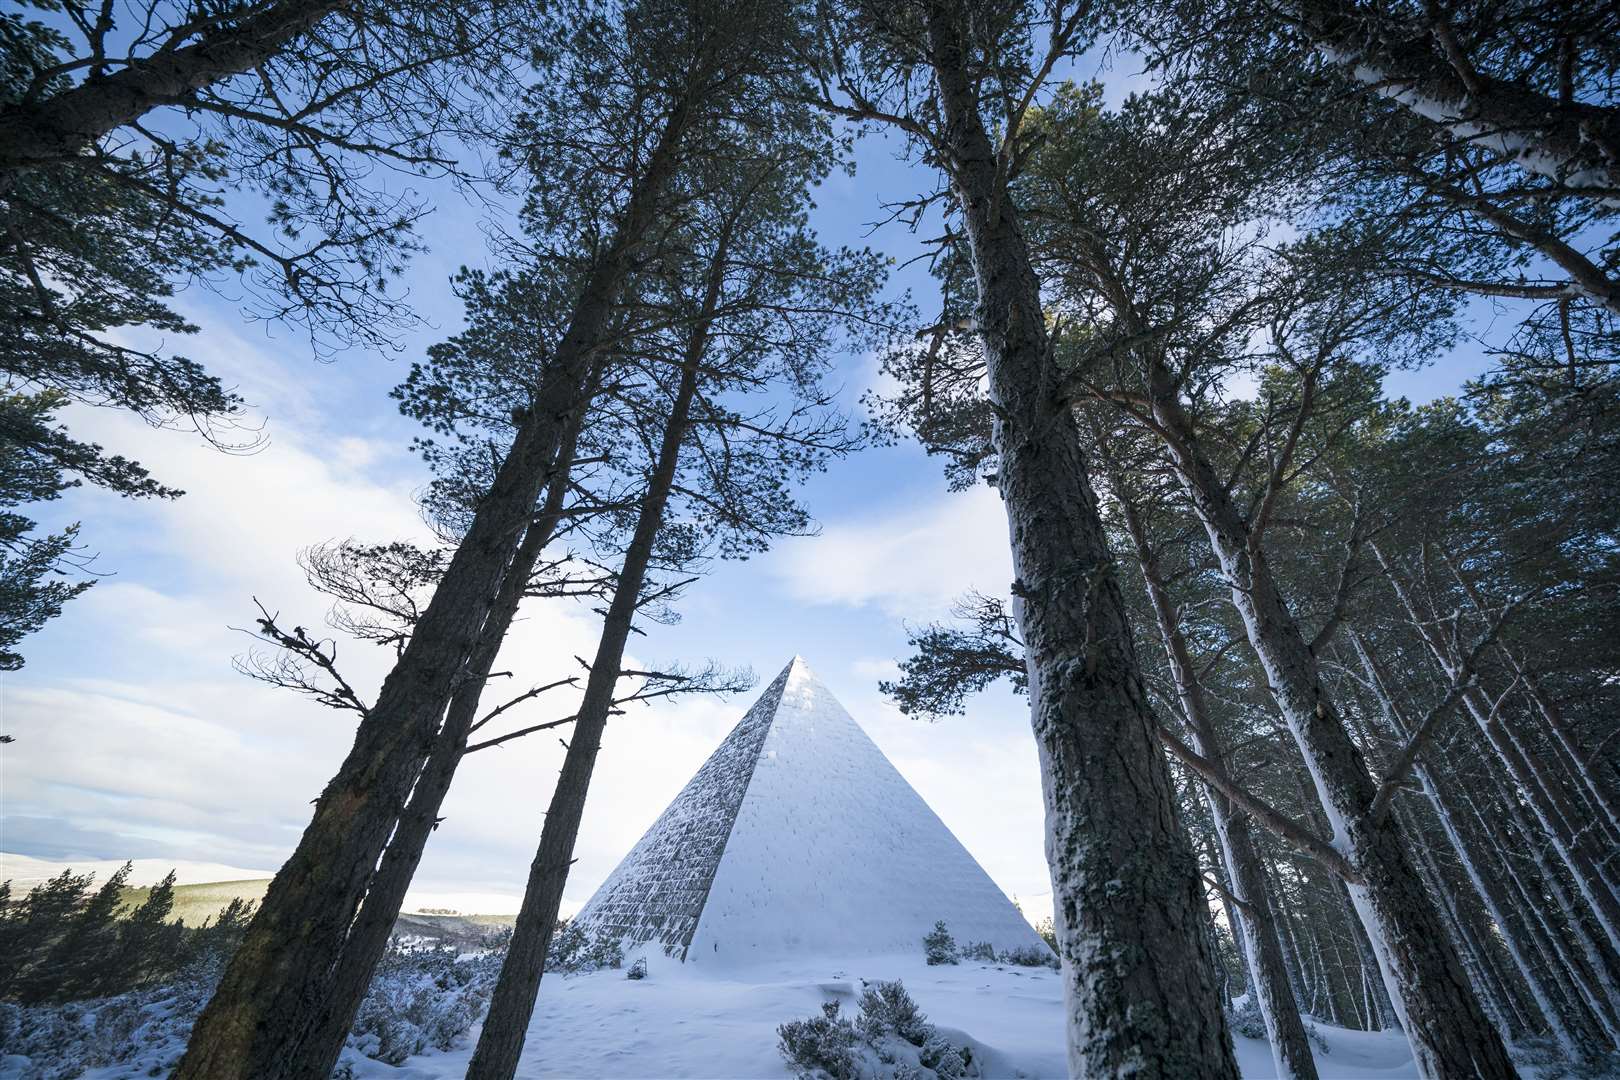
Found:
[574,644,1048,962]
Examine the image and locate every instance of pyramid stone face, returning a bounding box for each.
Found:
[575,657,1048,963]
[571,664,793,957]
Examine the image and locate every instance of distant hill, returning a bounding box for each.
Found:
[4,856,517,949]
[119,877,270,927]
[113,877,514,948]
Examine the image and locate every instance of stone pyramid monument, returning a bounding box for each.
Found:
[575,656,1048,963]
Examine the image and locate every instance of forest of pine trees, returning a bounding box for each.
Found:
[2,0,1616,1077]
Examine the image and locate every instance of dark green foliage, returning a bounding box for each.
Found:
[0,865,250,1003]
[998,945,1058,970]
[544,918,623,974]
[923,920,958,966]
[0,0,551,662]
[107,871,186,992]
[1124,0,1620,352]
[882,593,1023,720]
[0,389,182,670]
[960,940,996,962]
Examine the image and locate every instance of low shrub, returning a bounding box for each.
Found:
[0,919,513,1076]
[997,945,1058,970]
[349,941,505,1065]
[546,919,623,974]
[778,980,979,1080]
[959,941,995,963]
[779,999,860,1079]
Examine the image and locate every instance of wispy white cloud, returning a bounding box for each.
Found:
[769,485,1013,618]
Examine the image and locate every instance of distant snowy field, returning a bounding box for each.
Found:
[312,953,1418,1080]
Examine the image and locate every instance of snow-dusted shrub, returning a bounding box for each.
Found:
[2,924,505,1076]
[779,981,978,1080]
[547,919,589,971]
[348,940,504,1065]
[589,929,624,971]
[923,921,958,966]
[997,945,1058,970]
[1033,916,1057,953]
[0,960,223,1078]
[626,957,648,980]
[855,981,930,1046]
[779,999,860,1079]
[1222,995,1331,1056]
[1224,993,1266,1041]
[545,919,622,974]
[959,941,995,963]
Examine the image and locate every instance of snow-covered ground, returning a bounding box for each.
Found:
[332,952,1421,1080]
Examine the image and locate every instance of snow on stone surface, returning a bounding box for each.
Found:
[689,657,1046,962]
[572,662,791,957]
[576,656,1048,963]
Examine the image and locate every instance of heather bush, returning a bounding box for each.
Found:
[0,912,510,1075]
[779,999,861,1079]
[349,940,506,1064]
[778,980,979,1080]
[959,941,995,962]
[997,945,1057,970]
[545,918,623,974]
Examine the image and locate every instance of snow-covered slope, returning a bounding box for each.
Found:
[576,657,1048,962]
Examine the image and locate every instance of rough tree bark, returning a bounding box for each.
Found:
[276,395,594,1079]
[464,291,710,1080]
[1113,488,1320,1080]
[922,2,1238,1073]
[1136,370,1516,1078]
[174,99,695,1080]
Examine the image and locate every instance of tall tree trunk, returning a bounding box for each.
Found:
[1114,489,1319,1080]
[276,395,594,1079]
[1351,631,1610,1057]
[1440,551,1620,848]
[921,3,1238,1073]
[1265,857,1311,1009]
[1138,375,1516,1078]
[1371,542,1620,954]
[1293,0,1620,202]
[1458,756,1620,1043]
[175,100,695,1080]
[465,232,727,1080]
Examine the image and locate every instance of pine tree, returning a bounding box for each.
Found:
[924,921,960,965]
[24,861,132,1001]
[807,2,1241,1072]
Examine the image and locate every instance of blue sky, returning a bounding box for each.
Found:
[1,49,1496,918]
